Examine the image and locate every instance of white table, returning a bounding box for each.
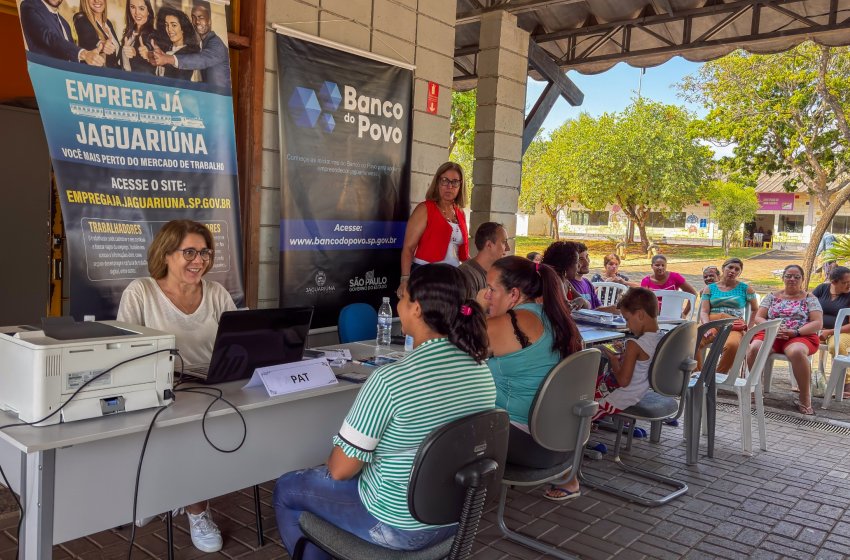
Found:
[0,373,363,559]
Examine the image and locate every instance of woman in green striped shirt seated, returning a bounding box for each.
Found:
[273,264,497,559]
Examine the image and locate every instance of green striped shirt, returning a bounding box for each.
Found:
[333,337,496,530]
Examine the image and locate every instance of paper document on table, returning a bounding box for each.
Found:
[244,357,338,397]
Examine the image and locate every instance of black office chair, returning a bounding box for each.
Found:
[685,318,734,464]
[580,322,698,507]
[496,349,601,560]
[292,409,510,560]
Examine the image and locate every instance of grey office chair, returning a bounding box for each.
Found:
[685,318,735,465]
[496,348,601,560]
[580,322,698,507]
[292,409,510,560]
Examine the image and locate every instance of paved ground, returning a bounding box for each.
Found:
[1,360,849,560]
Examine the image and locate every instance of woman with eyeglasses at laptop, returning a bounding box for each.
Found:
[117,219,235,553]
[273,264,496,559]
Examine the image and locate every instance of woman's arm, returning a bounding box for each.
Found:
[746,286,758,328]
[799,310,823,336]
[398,203,428,295]
[753,305,768,325]
[327,446,364,481]
[699,288,711,324]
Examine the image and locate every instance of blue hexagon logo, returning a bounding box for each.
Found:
[319,113,335,133]
[318,81,342,111]
[288,87,321,128]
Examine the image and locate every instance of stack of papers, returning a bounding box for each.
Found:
[574,309,626,328]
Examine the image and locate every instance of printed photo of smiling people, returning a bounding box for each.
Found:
[17,0,231,89]
[14,0,245,320]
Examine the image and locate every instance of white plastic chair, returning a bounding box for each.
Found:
[823,308,850,409]
[653,289,697,321]
[713,319,781,455]
[593,281,627,307]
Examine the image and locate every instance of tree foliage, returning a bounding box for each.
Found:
[681,43,850,286]
[575,99,712,251]
[450,89,476,197]
[706,178,759,254]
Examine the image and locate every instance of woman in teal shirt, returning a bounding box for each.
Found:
[485,256,582,466]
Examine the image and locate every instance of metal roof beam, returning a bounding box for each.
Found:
[456,0,585,26]
[527,39,584,106]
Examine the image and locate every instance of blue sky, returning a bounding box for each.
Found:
[526,56,733,156]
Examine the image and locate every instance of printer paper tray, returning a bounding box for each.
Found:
[60,388,161,423]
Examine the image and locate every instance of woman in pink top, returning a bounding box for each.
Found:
[640,254,698,316]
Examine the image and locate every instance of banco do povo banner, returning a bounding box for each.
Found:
[275,28,412,328]
[16,0,244,319]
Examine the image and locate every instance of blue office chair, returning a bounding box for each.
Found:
[338,303,378,343]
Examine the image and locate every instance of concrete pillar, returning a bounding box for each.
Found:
[470,10,528,252]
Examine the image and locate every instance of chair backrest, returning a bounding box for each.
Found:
[407,409,509,526]
[647,321,698,396]
[528,348,601,452]
[593,282,627,307]
[337,303,378,343]
[834,308,850,355]
[695,319,735,387]
[718,319,781,389]
[653,289,697,321]
[744,292,761,323]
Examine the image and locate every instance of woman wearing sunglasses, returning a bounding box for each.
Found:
[397,162,469,297]
[117,219,234,551]
[746,264,823,415]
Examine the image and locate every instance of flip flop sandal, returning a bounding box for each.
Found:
[544,486,582,502]
[792,398,815,416]
[632,427,648,438]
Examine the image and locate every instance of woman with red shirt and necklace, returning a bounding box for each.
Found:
[397,162,469,297]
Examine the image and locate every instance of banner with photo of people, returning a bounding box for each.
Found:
[16,0,243,319]
[275,29,413,328]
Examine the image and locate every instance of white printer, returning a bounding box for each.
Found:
[0,320,175,425]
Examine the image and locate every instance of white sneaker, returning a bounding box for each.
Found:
[187,509,223,553]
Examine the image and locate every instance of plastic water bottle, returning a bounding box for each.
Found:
[377,297,392,348]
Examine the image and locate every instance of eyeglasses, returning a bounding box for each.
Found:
[783,274,802,280]
[439,177,462,188]
[176,248,212,261]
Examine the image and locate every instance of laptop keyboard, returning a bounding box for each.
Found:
[181,363,210,379]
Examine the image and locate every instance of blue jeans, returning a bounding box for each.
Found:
[273,466,456,560]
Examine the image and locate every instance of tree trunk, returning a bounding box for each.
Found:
[544,207,559,240]
[626,219,635,244]
[636,220,650,253]
[722,230,729,255]
[803,183,850,289]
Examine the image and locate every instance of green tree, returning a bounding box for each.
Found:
[450,89,476,193]
[519,137,560,238]
[576,99,712,252]
[682,44,850,287]
[706,179,759,254]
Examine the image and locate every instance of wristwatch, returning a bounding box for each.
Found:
[794,328,800,337]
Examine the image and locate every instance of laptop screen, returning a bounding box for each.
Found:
[205,306,314,384]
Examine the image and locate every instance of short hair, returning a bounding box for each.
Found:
[603,253,620,266]
[830,266,850,283]
[424,162,466,208]
[526,252,540,261]
[722,257,744,270]
[783,264,804,278]
[147,220,214,279]
[541,241,579,278]
[702,265,719,275]
[575,242,588,253]
[651,254,668,265]
[473,222,504,251]
[618,287,658,318]
[192,0,212,14]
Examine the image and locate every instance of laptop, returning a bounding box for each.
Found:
[181,306,314,384]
